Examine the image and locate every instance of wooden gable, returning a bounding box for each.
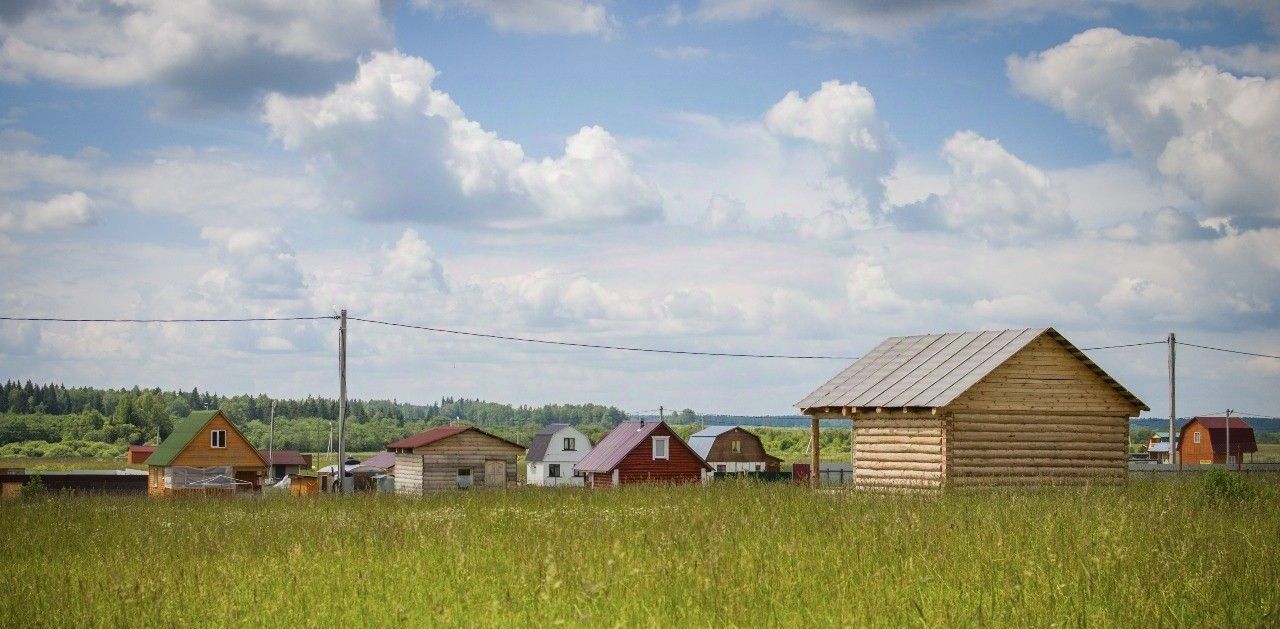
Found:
[409,428,526,456]
[170,414,267,469]
[948,333,1141,416]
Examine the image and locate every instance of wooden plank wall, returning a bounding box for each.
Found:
[393,431,521,495]
[944,333,1136,487]
[170,416,266,469]
[852,413,945,491]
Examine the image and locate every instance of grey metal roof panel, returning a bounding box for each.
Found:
[919,328,1042,407]
[795,339,896,409]
[688,436,715,460]
[879,331,987,407]
[526,423,570,463]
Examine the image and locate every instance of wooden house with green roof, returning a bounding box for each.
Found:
[146,410,267,496]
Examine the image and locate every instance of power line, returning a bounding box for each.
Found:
[350,317,861,360]
[0,316,337,323]
[1078,341,1166,351]
[1175,341,1280,361]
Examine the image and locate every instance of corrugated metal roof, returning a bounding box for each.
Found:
[797,327,1148,412]
[361,451,396,469]
[258,449,308,466]
[1183,417,1258,454]
[688,426,737,460]
[145,411,266,467]
[575,421,709,473]
[386,426,525,452]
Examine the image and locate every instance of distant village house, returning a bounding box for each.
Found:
[575,420,710,487]
[525,423,593,486]
[145,410,267,496]
[388,426,524,495]
[688,426,782,478]
[1178,416,1257,466]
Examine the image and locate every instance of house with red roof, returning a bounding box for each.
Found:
[1178,416,1258,466]
[575,420,710,488]
[387,426,525,494]
[258,449,311,481]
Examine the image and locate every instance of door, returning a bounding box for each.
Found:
[484,460,506,487]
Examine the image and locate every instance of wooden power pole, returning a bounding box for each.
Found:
[336,309,348,494]
[267,399,277,483]
[1168,332,1177,467]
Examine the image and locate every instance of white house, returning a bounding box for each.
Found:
[525,423,592,486]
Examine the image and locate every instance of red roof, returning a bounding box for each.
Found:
[576,421,711,473]
[1183,416,1258,454]
[128,445,156,454]
[386,426,525,451]
[257,449,308,466]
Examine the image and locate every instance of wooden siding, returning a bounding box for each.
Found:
[852,413,945,491]
[169,415,267,469]
[704,428,771,464]
[949,335,1140,415]
[947,412,1127,486]
[615,423,704,485]
[393,430,522,495]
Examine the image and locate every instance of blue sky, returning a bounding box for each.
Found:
[1,1,1278,417]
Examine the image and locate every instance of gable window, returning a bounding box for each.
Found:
[563,437,576,451]
[1193,431,1201,444]
[457,468,472,488]
[549,464,561,478]
[652,436,670,460]
[210,430,226,449]
[731,440,742,453]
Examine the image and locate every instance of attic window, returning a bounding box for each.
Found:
[652,436,669,460]
[1193,431,1201,444]
[563,437,576,451]
[731,440,741,453]
[210,430,226,449]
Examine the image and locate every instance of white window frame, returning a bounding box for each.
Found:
[731,440,741,453]
[652,436,670,460]
[563,437,576,451]
[549,463,561,478]
[1193,431,1201,444]
[210,430,226,449]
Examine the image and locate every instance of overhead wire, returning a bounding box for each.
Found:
[1175,341,1280,361]
[0,316,337,323]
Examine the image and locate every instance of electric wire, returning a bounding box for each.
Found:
[1175,341,1280,361]
[0,316,337,323]
[1077,341,1166,350]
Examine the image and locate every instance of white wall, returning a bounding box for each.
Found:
[526,425,592,487]
[703,460,769,479]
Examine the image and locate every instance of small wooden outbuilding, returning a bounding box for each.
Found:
[575,420,710,487]
[797,328,1148,490]
[688,426,782,477]
[1178,416,1257,466]
[145,410,267,496]
[126,445,156,465]
[388,426,525,494]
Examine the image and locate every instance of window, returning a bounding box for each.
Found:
[210,430,226,449]
[457,468,472,488]
[755,464,762,471]
[716,464,727,472]
[563,437,576,451]
[652,436,669,460]
[1193,431,1201,444]
[549,464,561,478]
[731,440,742,453]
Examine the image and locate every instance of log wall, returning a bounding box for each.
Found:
[393,430,522,495]
[852,413,945,491]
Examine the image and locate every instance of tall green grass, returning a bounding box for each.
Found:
[2,478,1277,627]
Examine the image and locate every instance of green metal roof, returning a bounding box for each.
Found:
[145,410,219,467]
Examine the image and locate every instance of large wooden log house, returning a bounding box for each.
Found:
[797,328,1148,490]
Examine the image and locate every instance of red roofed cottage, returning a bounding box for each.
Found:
[575,420,710,488]
[1178,416,1257,466]
[388,426,525,494]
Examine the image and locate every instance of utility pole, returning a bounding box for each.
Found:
[336,309,348,494]
[267,399,277,484]
[1168,332,1177,467]
[1225,409,1232,469]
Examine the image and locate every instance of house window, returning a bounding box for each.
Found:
[652,436,669,460]
[1193,431,1201,444]
[755,464,762,471]
[717,464,727,472]
[457,468,472,488]
[549,464,561,478]
[731,440,741,453]
[563,437,576,451]
[210,430,226,449]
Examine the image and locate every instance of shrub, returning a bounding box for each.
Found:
[1200,468,1255,501]
[19,475,47,500]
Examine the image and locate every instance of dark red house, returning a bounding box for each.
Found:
[575,420,710,487]
[1178,416,1258,466]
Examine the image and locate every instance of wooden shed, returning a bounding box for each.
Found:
[575,420,710,487]
[388,426,525,495]
[797,328,1148,490]
[1178,416,1257,466]
[126,444,156,465]
[145,410,267,496]
[688,426,783,477]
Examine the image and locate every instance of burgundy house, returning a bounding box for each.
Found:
[575,420,710,487]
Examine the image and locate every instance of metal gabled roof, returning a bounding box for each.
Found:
[575,421,711,473]
[688,426,737,460]
[526,423,591,463]
[797,327,1148,412]
[146,410,266,468]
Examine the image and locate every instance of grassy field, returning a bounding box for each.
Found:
[2,478,1278,627]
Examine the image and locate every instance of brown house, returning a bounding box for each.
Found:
[126,444,156,465]
[1178,416,1257,466]
[145,410,267,496]
[798,328,1148,490]
[688,426,783,475]
[389,426,525,494]
[575,420,711,487]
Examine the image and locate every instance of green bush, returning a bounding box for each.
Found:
[18,474,47,500]
[1200,468,1255,501]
